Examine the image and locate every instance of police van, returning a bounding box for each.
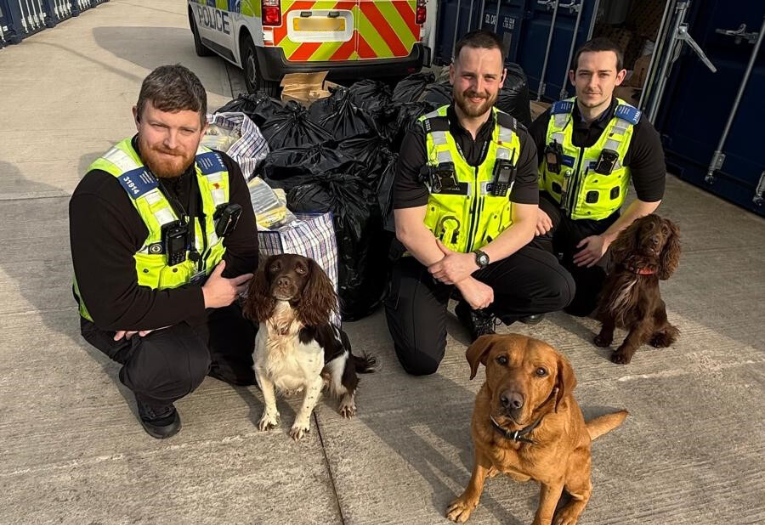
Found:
[188,0,431,95]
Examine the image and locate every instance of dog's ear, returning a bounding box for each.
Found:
[554,352,577,413]
[609,218,642,265]
[658,219,681,280]
[243,256,276,323]
[466,335,497,380]
[296,258,337,327]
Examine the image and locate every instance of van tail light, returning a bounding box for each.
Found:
[416,0,426,25]
[262,0,282,26]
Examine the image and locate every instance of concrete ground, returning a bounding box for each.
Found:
[1,1,764,524]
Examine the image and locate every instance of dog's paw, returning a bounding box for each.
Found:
[446,498,476,523]
[650,332,676,348]
[339,395,357,418]
[593,333,612,347]
[339,404,357,419]
[257,411,279,431]
[289,423,310,441]
[610,350,632,365]
[553,504,583,525]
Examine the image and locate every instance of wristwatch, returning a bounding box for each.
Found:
[474,249,490,269]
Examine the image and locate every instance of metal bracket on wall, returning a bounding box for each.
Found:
[754,171,765,207]
[716,23,759,45]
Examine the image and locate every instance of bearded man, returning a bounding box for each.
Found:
[385,30,574,376]
[70,65,259,438]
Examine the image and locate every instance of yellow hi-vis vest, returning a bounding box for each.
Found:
[419,106,522,253]
[75,138,230,322]
[539,98,640,220]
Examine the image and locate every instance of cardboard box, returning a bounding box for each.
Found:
[530,101,551,121]
[615,86,641,107]
[280,71,341,107]
[628,54,651,88]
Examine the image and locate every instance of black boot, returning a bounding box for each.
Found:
[455,302,497,342]
[135,395,181,439]
[519,314,546,325]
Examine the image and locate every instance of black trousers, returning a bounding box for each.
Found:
[80,303,256,408]
[384,244,575,376]
[536,192,618,317]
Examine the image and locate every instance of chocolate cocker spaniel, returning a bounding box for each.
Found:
[594,214,681,364]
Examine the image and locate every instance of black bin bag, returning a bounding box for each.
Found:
[215,92,285,127]
[496,63,532,128]
[260,100,334,149]
[287,173,388,321]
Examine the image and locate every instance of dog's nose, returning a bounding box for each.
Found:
[650,235,660,246]
[276,276,290,288]
[500,391,524,410]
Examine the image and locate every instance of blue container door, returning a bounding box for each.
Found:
[656,0,765,217]
[433,0,596,101]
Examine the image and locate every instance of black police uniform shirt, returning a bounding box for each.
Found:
[69,136,259,332]
[528,96,666,208]
[394,104,540,210]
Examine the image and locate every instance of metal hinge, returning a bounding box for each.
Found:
[754,171,765,206]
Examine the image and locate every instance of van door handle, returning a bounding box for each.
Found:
[327,11,340,17]
[715,23,759,45]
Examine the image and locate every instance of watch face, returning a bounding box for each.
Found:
[477,252,489,267]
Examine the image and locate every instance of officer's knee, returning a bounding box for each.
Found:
[121,339,211,400]
[394,341,444,376]
[553,270,577,311]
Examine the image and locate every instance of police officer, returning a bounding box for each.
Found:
[529,38,667,316]
[70,65,259,439]
[385,30,575,376]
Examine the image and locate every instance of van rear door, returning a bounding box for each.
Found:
[356,0,421,60]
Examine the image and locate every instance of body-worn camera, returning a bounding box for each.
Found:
[162,221,188,266]
[544,140,563,174]
[594,148,619,175]
[491,158,517,196]
[214,203,242,238]
[421,162,458,194]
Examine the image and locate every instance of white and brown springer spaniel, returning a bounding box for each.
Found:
[243,253,376,440]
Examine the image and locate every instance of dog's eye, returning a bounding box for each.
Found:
[496,355,508,365]
[295,265,307,275]
[535,367,547,377]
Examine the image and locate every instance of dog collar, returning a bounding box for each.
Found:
[490,416,542,444]
[625,264,656,275]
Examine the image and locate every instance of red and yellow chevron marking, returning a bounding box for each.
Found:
[269,0,420,62]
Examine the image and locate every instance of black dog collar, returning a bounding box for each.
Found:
[490,416,542,444]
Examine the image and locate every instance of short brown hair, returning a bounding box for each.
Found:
[454,29,506,64]
[572,37,624,71]
[136,64,207,126]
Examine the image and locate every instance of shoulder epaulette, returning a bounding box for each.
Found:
[551,100,575,115]
[421,115,449,133]
[117,167,158,200]
[614,104,642,125]
[196,151,227,175]
[496,111,517,131]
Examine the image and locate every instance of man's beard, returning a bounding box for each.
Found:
[454,89,497,118]
[138,136,195,179]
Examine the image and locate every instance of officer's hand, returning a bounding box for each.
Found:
[202,260,254,309]
[536,207,553,236]
[113,326,169,341]
[429,240,478,285]
[456,277,494,310]
[573,235,610,267]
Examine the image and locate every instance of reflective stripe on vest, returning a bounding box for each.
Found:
[539,98,638,220]
[75,138,230,322]
[418,106,521,253]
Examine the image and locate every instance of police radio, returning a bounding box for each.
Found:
[491,156,517,197]
[162,221,188,266]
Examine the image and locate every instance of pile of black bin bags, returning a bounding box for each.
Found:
[216,66,532,321]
